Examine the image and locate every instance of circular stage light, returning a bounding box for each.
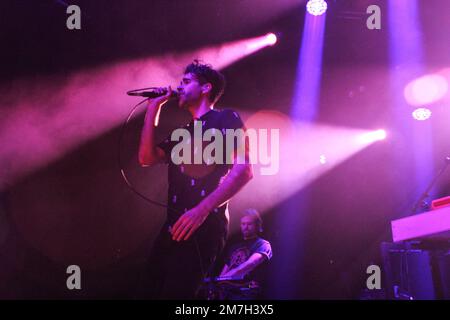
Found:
[374,129,387,141]
[266,33,278,46]
[307,0,328,16]
[359,130,387,144]
[412,107,432,121]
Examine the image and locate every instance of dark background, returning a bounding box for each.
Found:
[0,0,449,299]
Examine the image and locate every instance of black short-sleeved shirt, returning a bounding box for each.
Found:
[157,108,245,226]
[225,237,272,284]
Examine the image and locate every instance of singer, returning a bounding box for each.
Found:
[138,60,253,299]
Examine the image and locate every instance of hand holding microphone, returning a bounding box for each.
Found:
[147,86,174,108]
[127,86,178,100]
[127,86,179,109]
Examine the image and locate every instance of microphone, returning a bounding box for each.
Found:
[127,87,179,99]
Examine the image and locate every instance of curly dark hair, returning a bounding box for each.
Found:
[184,59,226,105]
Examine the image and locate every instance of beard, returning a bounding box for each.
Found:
[178,92,202,109]
[177,96,187,109]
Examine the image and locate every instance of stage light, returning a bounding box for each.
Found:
[375,129,387,140]
[306,0,327,16]
[404,74,448,106]
[319,155,327,164]
[389,1,436,215]
[412,107,432,121]
[265,33,277,46]
[244,33,279,54]
[358,129,387,144]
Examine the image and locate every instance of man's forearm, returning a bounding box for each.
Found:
[230,262,254,277]
[198,163,253,213]
[138,104,162,166]
[220,264,230,276]
[226,254,265,278]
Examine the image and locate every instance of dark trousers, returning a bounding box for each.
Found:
[145,215,227,299]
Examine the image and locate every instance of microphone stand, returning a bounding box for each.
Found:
[411,156,450,214]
